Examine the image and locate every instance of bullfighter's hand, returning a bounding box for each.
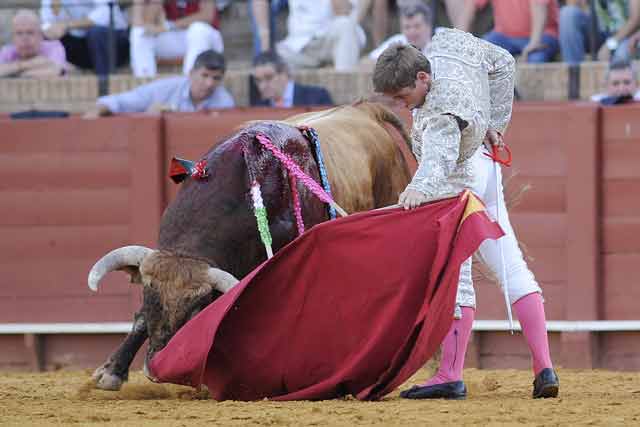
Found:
[482,128,504,151]
[399,188,428,210]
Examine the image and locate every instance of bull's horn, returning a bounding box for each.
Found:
[206,268,239,293]
[88,246,154,292]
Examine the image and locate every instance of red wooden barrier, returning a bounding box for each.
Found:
[599,105,640,370]
[0,104,638,371]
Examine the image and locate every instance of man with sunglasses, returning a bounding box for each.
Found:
[84,49,234,118]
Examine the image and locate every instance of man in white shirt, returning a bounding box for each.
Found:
[367,2,432,61]
[40,0,129,76]
[276,0,366,71]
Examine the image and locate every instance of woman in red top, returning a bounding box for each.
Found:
[457,0,560,63]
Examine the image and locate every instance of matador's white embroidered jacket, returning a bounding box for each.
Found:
[407,28,515,200]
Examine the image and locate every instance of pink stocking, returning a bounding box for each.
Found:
[513,292,553,375]
[424,307,475,386]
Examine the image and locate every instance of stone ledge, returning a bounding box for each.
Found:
[0,62,619,113]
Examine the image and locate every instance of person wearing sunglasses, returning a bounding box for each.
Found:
[84,49,234,118]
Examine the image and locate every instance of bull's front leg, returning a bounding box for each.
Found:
[93,311,148,390]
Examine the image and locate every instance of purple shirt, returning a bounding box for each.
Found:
[0,40,67,68]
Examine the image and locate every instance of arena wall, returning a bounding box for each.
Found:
[1,104,639,372]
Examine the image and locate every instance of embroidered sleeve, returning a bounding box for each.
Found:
[406,114,461,200]
[483,40,515,135]
[412,138,422,164]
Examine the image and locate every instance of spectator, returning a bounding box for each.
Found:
[591,60,640,104]
[369,0,390,48]
[129,0,223,78]
[84,50,234,118]
[249,0,288,58]
[559,0,640,65]
[0,9,68,78]
[276,0,367,71]
[40,0,129,77]
[366,2,432,61]
[443,0,494,36]
[458,0,559,63]
[251,51,333,107]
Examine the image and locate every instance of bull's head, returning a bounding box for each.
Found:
[88,246,238,377]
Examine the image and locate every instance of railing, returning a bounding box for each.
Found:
[3,320,640,335]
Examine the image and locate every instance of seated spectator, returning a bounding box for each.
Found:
[459,0,559,63]
[369,0,390,48]
[441,0,494,36]
[366,2,432,61]
[129,0,223,78]
[560,0,640,65]
[0,9,68,78]
[357,0,390,48]
[249,0,288,58]
[591,60,640,104]
[40,0,129,77]
[84,50,234,118]
[251,51,333,107]
[276,0,366,71]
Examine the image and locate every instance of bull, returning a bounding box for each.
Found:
[87,101,414,390]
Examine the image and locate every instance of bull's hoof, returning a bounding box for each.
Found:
[92,366,124,391]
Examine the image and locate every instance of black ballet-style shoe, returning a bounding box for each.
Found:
[400,381,467,400]
[532,368,559,399]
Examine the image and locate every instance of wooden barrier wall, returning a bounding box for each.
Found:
[468,103,602,369]
[600,106,640,369]
[0,104,639,371]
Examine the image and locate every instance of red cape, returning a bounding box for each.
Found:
[150,191,503,401]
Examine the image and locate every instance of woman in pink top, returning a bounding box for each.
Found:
[458,0,560,63]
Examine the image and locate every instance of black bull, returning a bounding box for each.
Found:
[87,101,415,390]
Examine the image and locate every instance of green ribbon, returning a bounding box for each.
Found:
[254,206,272,248]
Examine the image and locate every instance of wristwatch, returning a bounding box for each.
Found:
[606,37,619,51]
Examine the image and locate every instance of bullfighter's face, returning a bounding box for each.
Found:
[386,71,431,110]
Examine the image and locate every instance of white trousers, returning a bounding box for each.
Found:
[455,147,542,315]
[130,22,224,78]
[276,16,361,71]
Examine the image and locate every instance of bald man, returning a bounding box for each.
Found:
[0,9,68,78]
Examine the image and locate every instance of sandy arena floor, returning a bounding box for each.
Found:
[1,367,639,426]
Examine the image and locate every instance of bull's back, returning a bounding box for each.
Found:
[286,105,412,213]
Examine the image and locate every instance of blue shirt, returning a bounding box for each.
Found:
[98,76,235,113]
